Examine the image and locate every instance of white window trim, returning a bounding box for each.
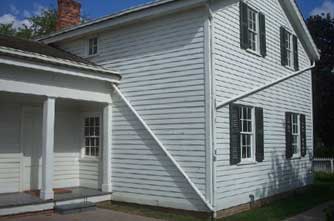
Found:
[239,106,256,164]
[284,29,295,69]
[291,113,301,158]
[86,36,99,57]
[246,6,260,54]
[80,112,102,160]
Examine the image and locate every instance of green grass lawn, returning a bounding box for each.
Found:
[98,173,334,221]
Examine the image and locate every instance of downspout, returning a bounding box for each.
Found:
[205,0,216,214]
[216,63,316,109]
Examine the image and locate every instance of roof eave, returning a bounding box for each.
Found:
[282,0,320,61]
[0,50,121,84]
[39,0,207,44]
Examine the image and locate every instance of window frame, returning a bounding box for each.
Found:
[87,37,99,57]
[247,6,260,53]
[239,106,256,163]
[291,113,301,158]
[81,113,102,160]
[285,31,293,68]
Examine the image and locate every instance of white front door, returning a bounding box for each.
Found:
[22,108,42,191]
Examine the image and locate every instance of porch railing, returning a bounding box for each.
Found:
[313,158,334,173]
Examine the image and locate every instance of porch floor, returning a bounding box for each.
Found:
[0,187,108,209]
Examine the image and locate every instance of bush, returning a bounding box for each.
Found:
[315,172,334,182]
[324,205,334,221]
[314,147,334,158]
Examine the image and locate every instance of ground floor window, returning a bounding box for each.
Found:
[240,106,255,161]
[291,113,300,157]
[83,115,100,157]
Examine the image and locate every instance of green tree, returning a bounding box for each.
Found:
[0,23,16,36]
[28,8,57,38]
[306,14,334,152]
[0,8,57,39]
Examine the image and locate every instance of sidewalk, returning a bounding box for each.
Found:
[284,201,334,221]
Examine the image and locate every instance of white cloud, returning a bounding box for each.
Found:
[0,3,49,30]
[310,1,334,16]
[0,13,32,29]
[9,4,19,15]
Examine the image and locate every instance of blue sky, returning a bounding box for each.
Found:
[0,0,333,29]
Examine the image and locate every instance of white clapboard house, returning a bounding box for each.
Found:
[0,0,320,217]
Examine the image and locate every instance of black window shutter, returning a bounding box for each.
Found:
[285,112,293,159]
[230,104,241,165]
[240,1,249,50]
[300,114,307,157]
[293,35,299,71]
[255,107,264,162]
[259,13,266,57]
[280,27,287,66]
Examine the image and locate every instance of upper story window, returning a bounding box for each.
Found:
[230,104,264,165]
[88,37,98,56]
[240,2,266,57]
[247,8,258,52]
[280,27,299,71]
[83,115,100,158]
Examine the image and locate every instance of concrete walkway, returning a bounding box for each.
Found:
[284,201,334,221]
[0,208,163,221]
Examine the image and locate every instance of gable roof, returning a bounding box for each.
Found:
[0,35,120,79]
[39,0,320,61]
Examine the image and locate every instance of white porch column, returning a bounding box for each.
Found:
[102,103,112,192]
[40,97,55,200]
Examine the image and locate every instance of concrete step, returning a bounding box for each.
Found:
[54,202,96,215]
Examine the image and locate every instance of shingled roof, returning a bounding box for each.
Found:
[0,34,94,65]
[0,35,120,80]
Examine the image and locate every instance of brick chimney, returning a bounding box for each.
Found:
[56,0,81,31]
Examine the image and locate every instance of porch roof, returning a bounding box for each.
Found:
[0,35,121,83]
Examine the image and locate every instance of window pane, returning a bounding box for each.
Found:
[242,146,247,158]
[96,127,100,136]
[247,146,251,158]
[95,117,99,126]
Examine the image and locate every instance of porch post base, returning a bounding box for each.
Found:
[102,184,112,193]
[40,190,54,200]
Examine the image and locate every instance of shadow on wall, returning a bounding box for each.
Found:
[253,152,311,204]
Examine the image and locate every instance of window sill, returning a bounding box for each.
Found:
[246,49,263,58]
[79,157,100,163]
[291,155,301,160]
[283,65,296,72]
[85,53,100,59]
[238,160,257,166]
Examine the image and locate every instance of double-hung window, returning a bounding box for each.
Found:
[281,27,299,70]
[83,116,100,158]
[247,8,258,52]
[88,37,98,56]
[285,112,306,159]
[240,2,266,57]
[230,104,264,165]
[240,106,254,160]
[291,113,300,157]
[285,31,293,68]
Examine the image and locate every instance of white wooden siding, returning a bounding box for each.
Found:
[54,111,81,188]
[0,103,93,192]
[59,7,208,211]
[0,104,21,193]
[212,0,313,210]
